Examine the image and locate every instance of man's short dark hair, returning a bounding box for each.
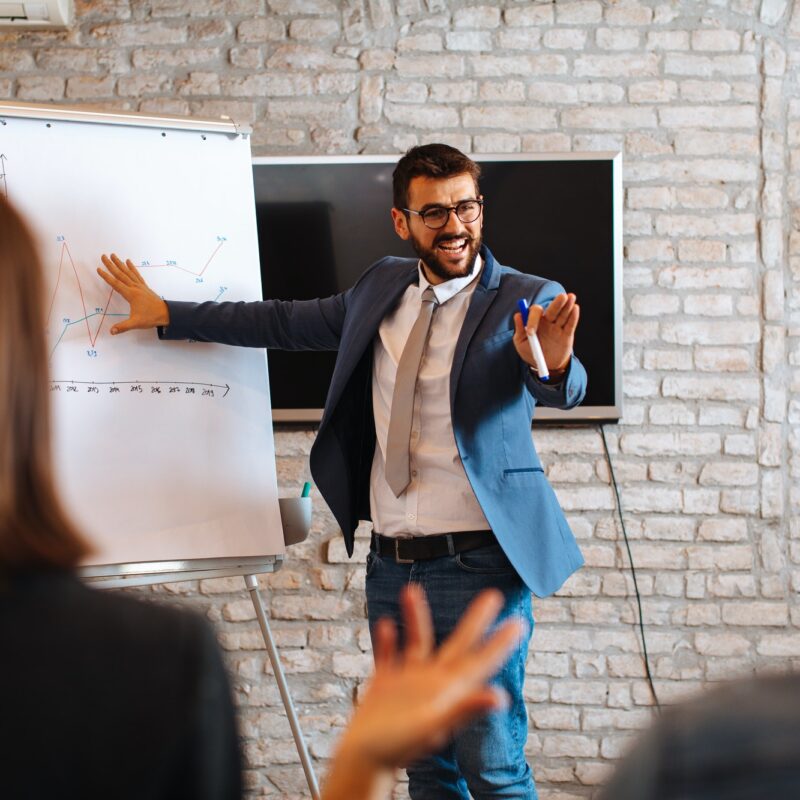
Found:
[392,144,481,210]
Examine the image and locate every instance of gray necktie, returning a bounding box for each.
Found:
[385,286,438,497]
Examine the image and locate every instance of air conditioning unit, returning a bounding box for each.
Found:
[0,1,74,28]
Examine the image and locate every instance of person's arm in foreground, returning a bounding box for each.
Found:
[321,585,525,800]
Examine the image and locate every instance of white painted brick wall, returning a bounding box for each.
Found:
[4,1,800,797]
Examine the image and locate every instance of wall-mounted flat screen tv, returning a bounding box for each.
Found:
[252,153,622,424]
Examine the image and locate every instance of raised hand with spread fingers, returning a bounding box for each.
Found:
[321,585,524,800]
[513,291,580,380]
[97,253,170,334]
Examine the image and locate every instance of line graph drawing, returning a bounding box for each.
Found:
[49,309,129,359]
[46,238,121,358]
[46,235,229,359]
[138,236,226,278]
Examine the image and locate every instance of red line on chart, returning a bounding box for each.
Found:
[46,238,228,357]
[138,239,226,277]
[46,240,115,348]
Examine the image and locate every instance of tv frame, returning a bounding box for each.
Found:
[252,152,623,425]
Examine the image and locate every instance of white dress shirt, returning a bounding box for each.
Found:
[370,255,491,537]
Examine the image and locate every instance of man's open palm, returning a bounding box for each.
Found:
[97,253,170,334]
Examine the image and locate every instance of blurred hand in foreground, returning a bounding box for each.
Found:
[321,585,524,800]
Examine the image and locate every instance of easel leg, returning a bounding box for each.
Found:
[244,574,321,800]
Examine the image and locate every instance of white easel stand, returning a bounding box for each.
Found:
[245,573,321,800]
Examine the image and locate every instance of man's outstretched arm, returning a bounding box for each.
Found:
[98,252,346,351]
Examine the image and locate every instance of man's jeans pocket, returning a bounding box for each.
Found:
[455,543,516,575]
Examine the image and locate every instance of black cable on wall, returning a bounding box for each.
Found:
[599,423,661,712]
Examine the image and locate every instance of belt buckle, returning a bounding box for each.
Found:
[395,538,415,565]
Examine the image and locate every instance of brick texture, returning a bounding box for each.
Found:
[3,2,800,798]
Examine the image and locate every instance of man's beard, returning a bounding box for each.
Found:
[409,230,482,283]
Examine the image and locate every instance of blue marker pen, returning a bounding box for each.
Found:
[517,299,549,381]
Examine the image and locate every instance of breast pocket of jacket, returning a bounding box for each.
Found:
[502,466,544,487]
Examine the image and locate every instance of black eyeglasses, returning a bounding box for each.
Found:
[403,199,484,230]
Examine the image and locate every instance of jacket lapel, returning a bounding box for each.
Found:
[450,245,501,410]
[325,261,418,417]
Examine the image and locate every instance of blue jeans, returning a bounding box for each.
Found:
[365,542,537,799]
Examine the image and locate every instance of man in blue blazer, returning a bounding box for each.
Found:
[99,144,586,799]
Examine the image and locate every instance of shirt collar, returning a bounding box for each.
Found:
[418,253,483,305]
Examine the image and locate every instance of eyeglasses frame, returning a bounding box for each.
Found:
[402,198,485,230]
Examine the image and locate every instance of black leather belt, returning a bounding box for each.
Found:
[371,530,496,564]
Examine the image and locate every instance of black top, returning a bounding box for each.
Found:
[0,571,242,800]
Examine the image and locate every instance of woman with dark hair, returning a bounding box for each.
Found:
[0,194,242,800]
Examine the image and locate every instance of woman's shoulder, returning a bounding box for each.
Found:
[4,570,216,666]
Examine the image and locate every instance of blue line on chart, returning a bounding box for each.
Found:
[52,286,227,358]
[50,311,128,359]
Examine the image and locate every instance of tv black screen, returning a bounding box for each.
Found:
[252,154,622,423]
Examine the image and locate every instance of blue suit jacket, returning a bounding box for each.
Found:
[163,245,587,597]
